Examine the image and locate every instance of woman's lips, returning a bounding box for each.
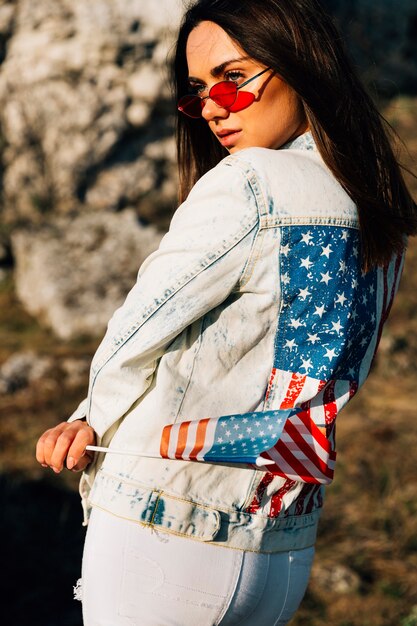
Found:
[216,129,242,147]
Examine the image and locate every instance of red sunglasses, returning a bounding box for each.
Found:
[178,67,271,118]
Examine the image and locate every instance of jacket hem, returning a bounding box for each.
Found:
[87,469,321,553]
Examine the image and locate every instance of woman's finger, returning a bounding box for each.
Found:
[36,423,68,468]
[66,426,96,471]
[69,450,95,472]
[36,420,94,473]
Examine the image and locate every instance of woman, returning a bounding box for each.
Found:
[36,1,417,624]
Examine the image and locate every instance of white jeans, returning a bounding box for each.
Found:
[80,507,315,626]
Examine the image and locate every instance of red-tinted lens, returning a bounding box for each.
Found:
[227,91,256,112]
[178,95,204,118]
[209,81,237,107]
[178,81,239,117]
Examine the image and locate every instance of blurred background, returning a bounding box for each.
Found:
[0,1,416,624]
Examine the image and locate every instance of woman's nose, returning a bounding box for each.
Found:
[201,97,230,122]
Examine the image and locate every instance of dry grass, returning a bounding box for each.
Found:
[294,372,417,626]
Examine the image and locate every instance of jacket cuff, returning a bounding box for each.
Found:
[67,397,88,422]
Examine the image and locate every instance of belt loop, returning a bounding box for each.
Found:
[147,491,163,528]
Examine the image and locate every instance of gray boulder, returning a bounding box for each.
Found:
[0,0,182,225]
[12,210,163,340]
[0,350,54,394]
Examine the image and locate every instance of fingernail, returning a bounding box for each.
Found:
[41,463,48,468]
[52,466,61,473]
[67,456,75,470]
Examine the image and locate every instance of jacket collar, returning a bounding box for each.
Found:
[281,130,316,152]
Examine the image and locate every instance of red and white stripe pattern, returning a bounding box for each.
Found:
[160,418,215,461]
[258,373,340,485]
[261,407,336,484]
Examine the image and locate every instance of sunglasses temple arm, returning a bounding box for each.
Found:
[238,67,271,91]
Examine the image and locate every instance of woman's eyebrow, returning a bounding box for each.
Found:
[188,56,250,83]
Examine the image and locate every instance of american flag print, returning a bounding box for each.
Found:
[158,224,404,518]
[160,408,297,464]
[248,225,404,515]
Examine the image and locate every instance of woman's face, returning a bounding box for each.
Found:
[185,21,308,153]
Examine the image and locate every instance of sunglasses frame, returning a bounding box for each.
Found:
[178,66,272,118]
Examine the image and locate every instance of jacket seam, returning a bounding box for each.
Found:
[224,159,269,287]
[270,228,290,388]
[225,157,270,220]
[259,218,360,228]
[173,318,205,424]
[238,227,267,288]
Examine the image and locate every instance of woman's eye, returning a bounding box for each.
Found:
[225,71,243,83]
[188,83,205,95]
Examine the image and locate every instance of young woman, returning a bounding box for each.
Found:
[36,1,417,624]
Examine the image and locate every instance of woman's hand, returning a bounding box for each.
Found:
[36,420,96,473]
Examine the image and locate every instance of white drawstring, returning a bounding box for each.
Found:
[85,444,275,466]
[86,445,161,458]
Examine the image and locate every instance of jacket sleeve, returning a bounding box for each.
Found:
[68,159,259,438]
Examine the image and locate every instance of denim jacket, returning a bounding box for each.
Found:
[69,132,404,552]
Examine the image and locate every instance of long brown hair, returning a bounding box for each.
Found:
[172,0,417,269]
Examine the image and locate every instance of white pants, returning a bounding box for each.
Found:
[80,507,315,626]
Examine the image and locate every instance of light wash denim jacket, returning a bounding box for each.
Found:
[69,132,404,552]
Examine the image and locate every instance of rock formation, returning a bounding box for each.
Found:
[0,0,180,339]
[12,210,163,340]
[0,0,183,226]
